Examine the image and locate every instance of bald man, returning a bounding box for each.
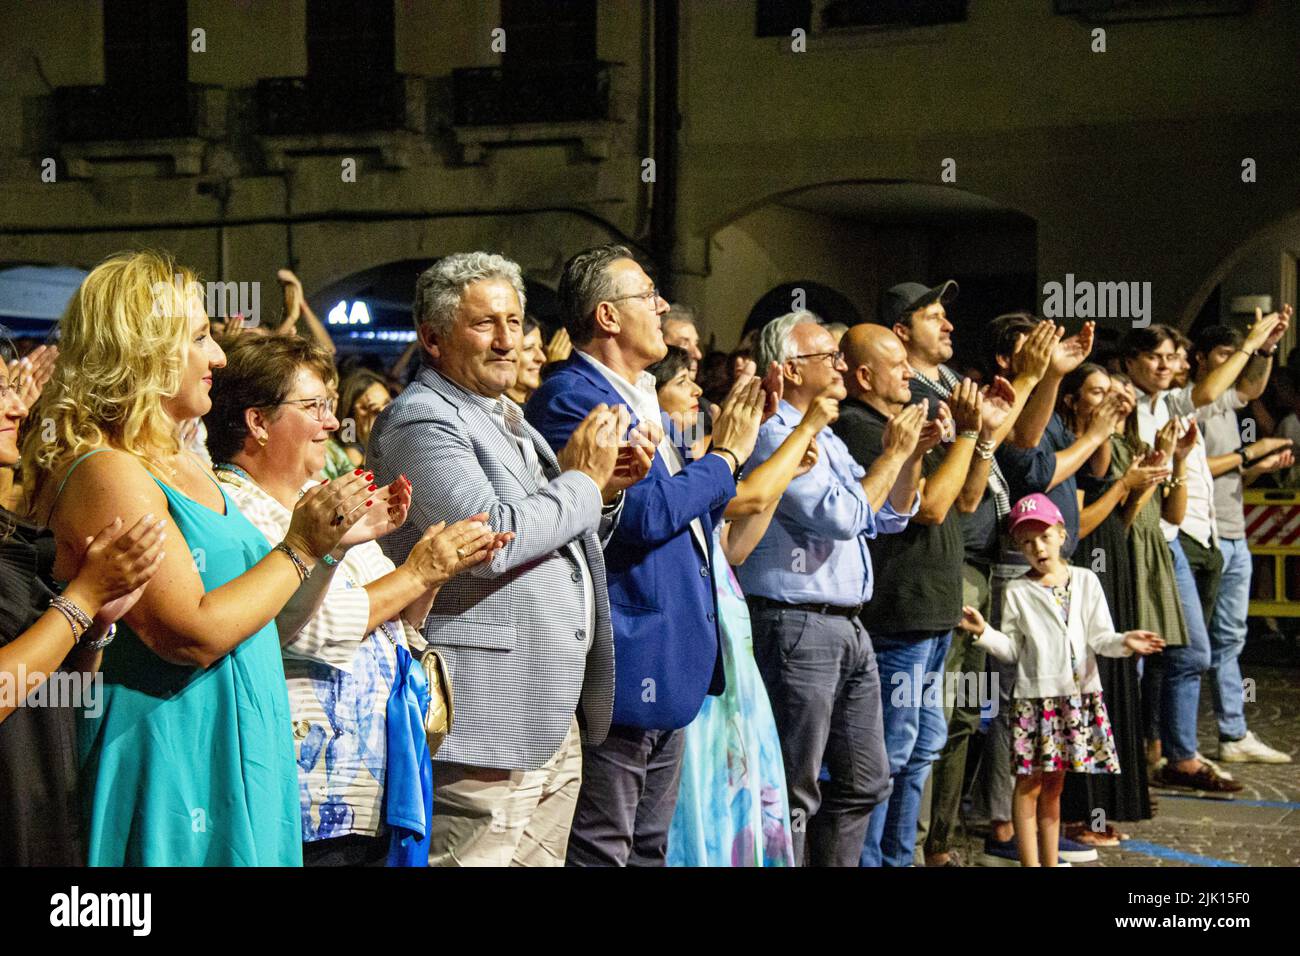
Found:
[833,323,1012,867]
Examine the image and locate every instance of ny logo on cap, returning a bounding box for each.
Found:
[1020,499,1037,512]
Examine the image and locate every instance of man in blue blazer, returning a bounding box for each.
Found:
[527,244,763,865]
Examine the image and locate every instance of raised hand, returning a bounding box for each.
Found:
[66,514,168,618]
[1173,418,1199,461]
[1253,448,1295,475]
[402,514,503,589]
[883,400,927,459]
[557,404,622,496]
[13,345,58,408]
[608,418,656,495]
[948,378,982,435]
[1123,630,1165,655]
[276,269,304,331]
[1245,305,1290,354]
[1121,455,1170,493]
[1084,393,1126,440]
[917,401,951,454]
[800,384,841,434]
[978,375,1016,438]
[545,327,573,364]
[1012,320,1060,382]
[284,470,375,561]
[1052,321,1095,377]
[336,474,412,549]
[959,604,987,636]
[711,373,765,465]
[760,360,784,422]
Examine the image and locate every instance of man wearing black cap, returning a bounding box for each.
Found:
[882,282,1048,866]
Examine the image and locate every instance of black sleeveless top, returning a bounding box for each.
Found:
[0,511,83,865]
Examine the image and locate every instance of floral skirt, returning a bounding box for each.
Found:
[1012,691,1121,775]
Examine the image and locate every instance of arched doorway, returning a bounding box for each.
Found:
[683,180,1037,363]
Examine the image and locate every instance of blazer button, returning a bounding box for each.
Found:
[699,566,710,578]
[575,628,586,642]
[293,720,310,740]
[571,570,582,582]
[707,611,716,623]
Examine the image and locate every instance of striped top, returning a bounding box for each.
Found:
[217,466,423,842]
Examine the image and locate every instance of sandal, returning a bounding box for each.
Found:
[1063,823,1120,848]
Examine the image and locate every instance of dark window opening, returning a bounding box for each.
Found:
[756,0,812,37]
[821,0,968,31]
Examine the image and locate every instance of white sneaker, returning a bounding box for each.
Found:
[1218,732,1293,764]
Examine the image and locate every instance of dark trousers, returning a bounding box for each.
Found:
[749,604,890,867]
[925,561,990,857]
[565,724,685,867]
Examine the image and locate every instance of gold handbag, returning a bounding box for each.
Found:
[420,647,454,755]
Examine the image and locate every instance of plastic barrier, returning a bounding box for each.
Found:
[1244,488,1300,618]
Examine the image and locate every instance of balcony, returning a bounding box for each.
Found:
[254,73,426,171]
[449,61,617,164]
[53,83,224,178]
[1055,0,1249,21]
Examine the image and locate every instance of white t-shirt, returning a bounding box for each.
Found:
[1134,384,1224,547]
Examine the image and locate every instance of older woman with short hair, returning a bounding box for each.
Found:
[205,334,503,866]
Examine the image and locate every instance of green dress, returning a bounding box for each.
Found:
[76,456,301,866]
[1113,437,1187,647]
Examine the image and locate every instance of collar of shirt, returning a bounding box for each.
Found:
[577,350,661,426]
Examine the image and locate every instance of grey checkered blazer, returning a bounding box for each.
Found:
[368,365,614,771]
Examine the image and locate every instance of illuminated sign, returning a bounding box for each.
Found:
[327,300,372,325]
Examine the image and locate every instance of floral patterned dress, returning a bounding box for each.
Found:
[667,528,795,866]
[1011,580,1122,776]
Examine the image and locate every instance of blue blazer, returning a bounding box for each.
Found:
[526,355,736,731]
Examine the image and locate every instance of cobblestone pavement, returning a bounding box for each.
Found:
[950,666,1300,867]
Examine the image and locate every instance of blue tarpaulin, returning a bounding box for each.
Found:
[0,264,87,337]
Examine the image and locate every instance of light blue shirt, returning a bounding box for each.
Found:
[735,400,915,606]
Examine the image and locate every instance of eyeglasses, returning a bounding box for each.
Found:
[609,287,661,305]
[794,350,845,366]
[270,396,337,421]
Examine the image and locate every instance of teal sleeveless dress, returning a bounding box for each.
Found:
[68,451,301,866]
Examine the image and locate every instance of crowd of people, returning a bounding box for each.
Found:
[0,245,1294,868]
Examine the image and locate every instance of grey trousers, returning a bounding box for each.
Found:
[565,724,685,867]
[749,604,891,867]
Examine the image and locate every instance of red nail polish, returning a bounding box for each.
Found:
[366,500,373,507]
[368,484,377,491]
[366,473,374,481]
[354,469,363,475]
[321,478,329,484]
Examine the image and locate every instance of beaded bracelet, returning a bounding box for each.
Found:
[50,595,93,640]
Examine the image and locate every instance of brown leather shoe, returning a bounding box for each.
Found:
[1152,762,1243,796]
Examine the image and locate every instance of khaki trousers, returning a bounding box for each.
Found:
[427,717,582,867]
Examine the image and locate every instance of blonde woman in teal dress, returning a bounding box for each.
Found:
[649,348,837,866]
[26,252,378,866]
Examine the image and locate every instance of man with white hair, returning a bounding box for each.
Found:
[369,251,651,866]
[735,311,926,866]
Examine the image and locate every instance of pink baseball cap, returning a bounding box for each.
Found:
[1007,493,1064,536]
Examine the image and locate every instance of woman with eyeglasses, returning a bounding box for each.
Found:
[25,251,377,866]
[204,334,505,866]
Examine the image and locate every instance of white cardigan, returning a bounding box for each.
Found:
[976,567,1132,699]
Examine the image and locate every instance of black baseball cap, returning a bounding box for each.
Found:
[881,280,959,328]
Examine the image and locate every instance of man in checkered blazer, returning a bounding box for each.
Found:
[369,252,650,866]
